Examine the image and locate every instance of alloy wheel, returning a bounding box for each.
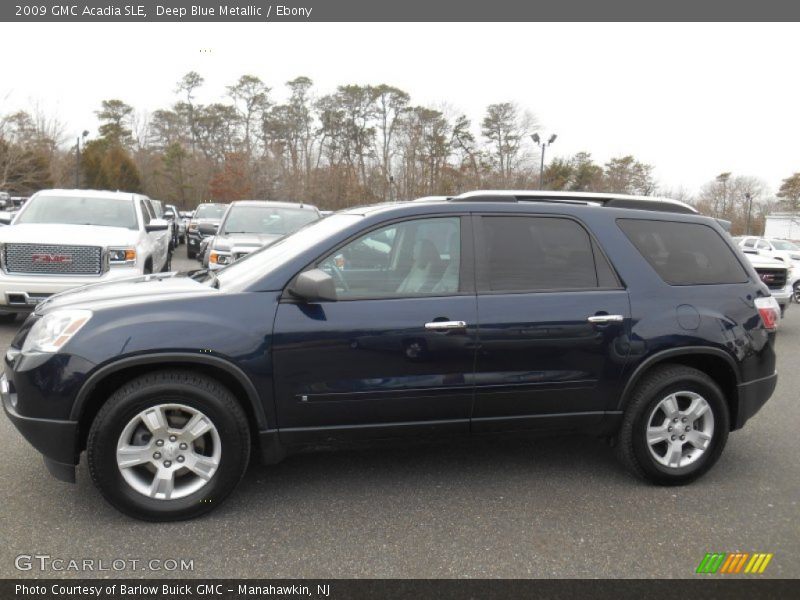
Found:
[116,403,221,500]
[645,391,715,469]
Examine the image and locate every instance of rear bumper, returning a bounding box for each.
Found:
[734,371,778,429]
[2,373,78,481]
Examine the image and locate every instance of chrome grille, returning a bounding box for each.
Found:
[755,268,787,290]
[3,243,103,275]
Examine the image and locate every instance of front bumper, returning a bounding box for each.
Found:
[0,267,139,312]
[734,371,778,429]
[2,373,78,481]
[770,285,792,307]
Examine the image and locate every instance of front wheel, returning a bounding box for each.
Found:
[794,281,800,303]
[615,364,729,485]
[87,371,251,521]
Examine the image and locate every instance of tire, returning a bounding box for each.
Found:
[87,371,251,521]
[0,312,16,324]
[186,246,196,260]
[794,282,800,303]
[143,262,153,275]
[161,252,172,273]
[615,364,729,485]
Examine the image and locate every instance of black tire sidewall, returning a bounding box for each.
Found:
[630,372,729,484]
[88,378,249,520]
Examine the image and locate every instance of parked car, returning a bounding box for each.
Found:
[163,204,181,248]
[171,208,188,244]
[0,189,171,323]
[203,201,321,270]
[742,250,793,315]
[10,196,28,209]
[186,203,226,259]
[2,191,779,520]
[150,200,178,251]
[179,211,193,243]
[736,236,800,263]
[0,210,17,225]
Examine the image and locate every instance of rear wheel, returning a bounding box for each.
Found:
[616,364,729,485]
[87,371,250,521]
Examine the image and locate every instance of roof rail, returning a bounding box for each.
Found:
[448,191,697,215]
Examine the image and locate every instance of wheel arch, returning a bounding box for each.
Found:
[71,353,268,452]
[618,347,741,428]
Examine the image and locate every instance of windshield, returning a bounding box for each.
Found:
[15,195,138,229]
[195,204,227,219]
[771,240,799,251]
[221,205,319,235]
[216,213,361,291]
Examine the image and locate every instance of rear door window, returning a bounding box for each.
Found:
[618,219,748,285]
[478,216,619,292]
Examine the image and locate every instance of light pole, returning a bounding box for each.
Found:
[531,133,557,189]
[75,130,89,188]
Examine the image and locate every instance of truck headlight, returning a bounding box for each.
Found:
[209,252,231,265]
[108,247,137,265]
[21,310,92,354]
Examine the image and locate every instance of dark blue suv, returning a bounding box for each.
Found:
[2,192,780,520]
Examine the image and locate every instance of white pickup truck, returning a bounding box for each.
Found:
[0,189,171,322]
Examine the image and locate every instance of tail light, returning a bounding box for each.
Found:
[755,296,781,331]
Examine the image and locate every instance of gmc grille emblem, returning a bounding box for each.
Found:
[760,273,775,283]
[31,253,73,264]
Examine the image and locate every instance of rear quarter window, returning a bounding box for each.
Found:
[617,219,749,285]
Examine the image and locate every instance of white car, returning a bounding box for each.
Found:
[737,236,800,262]
[743,250,793,315]
[736,237,800,300]
[0,189,171,322]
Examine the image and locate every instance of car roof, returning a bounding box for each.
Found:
[29,188,146,202]
[228,200,319,211]
[341,190,697,218]
[450,190,696,213]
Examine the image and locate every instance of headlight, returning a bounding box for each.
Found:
[209,252,231,265]
[21,310,92,354]
[108,247,137,265]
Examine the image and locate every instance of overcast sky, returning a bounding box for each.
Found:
[1,22,798,195]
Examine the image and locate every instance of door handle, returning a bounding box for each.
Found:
[425,320,467,331]
[587,314,624,324]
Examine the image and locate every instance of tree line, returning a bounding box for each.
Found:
[1,71,799,235]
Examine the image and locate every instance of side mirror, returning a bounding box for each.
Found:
[290,269,337,302]
[146,218,169,232]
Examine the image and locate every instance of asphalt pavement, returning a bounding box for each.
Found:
[1,248,798,578]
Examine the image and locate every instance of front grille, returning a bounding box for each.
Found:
[3,243,103,275]
[755,268,787,290]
